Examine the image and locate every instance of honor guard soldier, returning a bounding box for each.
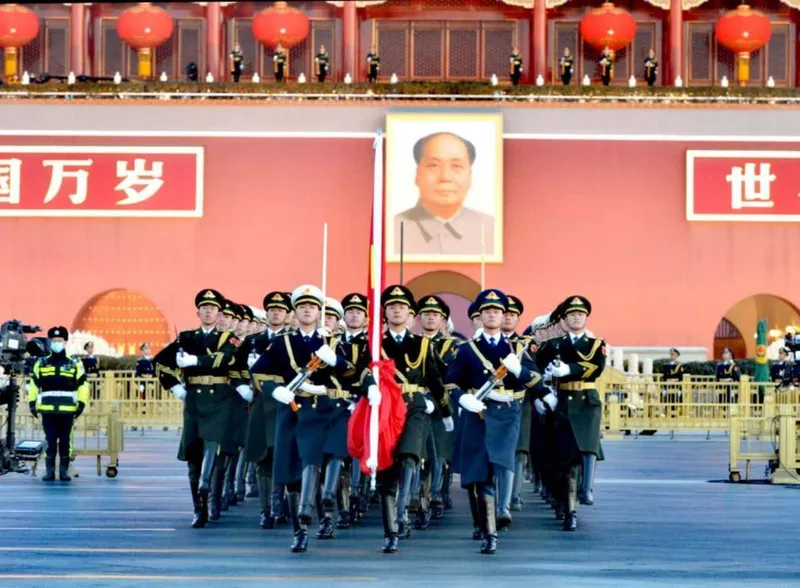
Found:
[599,47,613,86]
[366,46,380,83]
[153,289,243,529]
[136,343,155,378]
[368,285,449,554]
[315,45,330,82]
[273,44,287,82]
[250,285,356,553]
[469,302,483,337]
[82,342,99,376]
[771,347,792,387]
[662,347,686,406]
[715,347,740,404]
[444,290,542,554]
[230,42,244,83]
[644,49,658,87]
[509,47,523,86]
[28,327,89,482]
[537,296,606,531]
[239,290,291,527]
[560,47,575,85]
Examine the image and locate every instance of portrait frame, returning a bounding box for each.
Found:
[385,111,504,264]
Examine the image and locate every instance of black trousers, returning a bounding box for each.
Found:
[42,414,74,462]
[232,67,242,82]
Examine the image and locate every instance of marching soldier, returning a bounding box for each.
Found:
[599,47,613,86]
[28,327,89,482]
[250,285,356,553]
[366,46,380,83]
[153,289,243,529]
[644,48,658,87]
[315,45,330,83]
[230,42,244,83]
[273,44,287,82]
[367,285,449,554]
[560,47,575,85]
[445,289,542,553]
[536,296,606,531]
[509,47,523,86]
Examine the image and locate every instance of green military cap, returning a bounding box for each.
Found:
[419,294,450,318]
[506,295,523,316]
[343,293,368,313]
[563,295,591,316]
[381,285,415,309]
[475,289,508,313]
[221,299,238,317]
[263,291,291,312]
[468,301,479,319]
[195,289,224,310]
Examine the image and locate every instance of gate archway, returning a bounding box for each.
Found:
[405,271,481,337]
[714,294,800,360]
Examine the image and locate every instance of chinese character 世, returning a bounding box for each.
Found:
[115,159,164,205]
[0,158,22,205]
[42,159,94,205]
[726,163,776,210]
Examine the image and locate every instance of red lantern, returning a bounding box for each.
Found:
[579,2,636,56]
[715,4,772,87]
[0,4,40,81]
[252,1,310,51]
[117,2,174,79]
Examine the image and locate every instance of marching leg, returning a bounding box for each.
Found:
[442,462,453,510]
[317,458,342,539]
[478,484,497,555]
[579,453,597,505]
[288,488,308,553]
[246,462,259,498]
[299,465,321,525]
[496,466,514,530]
[430,457,446,520]
[223,454,237,509]
[209,457,226,521]
[467,485,483,540]
[198,440,219,497]
[511,453,527,511]
[272,483,288,525]
[349,459,362,524]
[415,459,432,530]
[563,464,579,532]
[396,460,415,540]
[188,458,207,529]
[378,469,399,554]
[256,462,272,529]
[337,461,351,529]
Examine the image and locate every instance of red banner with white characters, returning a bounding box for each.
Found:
[0,146,203,217]
[687,150,800,222]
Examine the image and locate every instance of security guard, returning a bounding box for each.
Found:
[230,42,244,82]
[273,44,287,82]
[509,47,523,86]
[644,49,658,87]
[82,342,99,376]
[366,46,380,83]
[153,289,243,529]
[445,289,542,553]
[559,47,575,85]
[599,47,613,86]
[28,326,89,482]
[315,45,330,82]
[536,295,606,531]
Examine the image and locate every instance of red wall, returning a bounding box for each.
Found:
[2,134,799,354]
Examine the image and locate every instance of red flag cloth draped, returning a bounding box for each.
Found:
[347,359,407,474]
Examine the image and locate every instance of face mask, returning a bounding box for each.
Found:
[51,342,65,353]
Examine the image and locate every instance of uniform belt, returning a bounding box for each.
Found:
[187,376,228,385]
[401,384,424,395]
[295,389,350,400]
[559,382,594,392]
[469,388,524,402]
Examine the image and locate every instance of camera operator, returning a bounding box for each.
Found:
[27,326,89,482]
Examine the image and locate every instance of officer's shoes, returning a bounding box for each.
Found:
[291,529,308,553]
[316,517,334,539]
[348,501,360,525]
[579,490,594,506]
[413,509,430,530]
[480,534,497,555]
[382,533,399,554]
[220,495,230,512]
[245,486,258,498]
[42,470,56,482]
[236,490,246,503]
[563,511,577,532]
[209,500,221,521]
[191,510,207,529]
[554,504,565,521]
[397,520,411,540]
[497,510,512,531]
[259,511,271,529]
[336,511,351,529]
[59,467,71,482]
[510,497,523,511]
[472,526,484,541]
[442,495,453,510]
[430,505,444,520]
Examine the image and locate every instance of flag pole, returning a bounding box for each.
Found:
[320,222,329,327]
[480,221,486,290]
[399,221,404,285]
[367,128,384,490]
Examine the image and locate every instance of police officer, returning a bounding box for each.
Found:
[153,289,243,529]
[230,42,244,82]
[509,47,523,86]
[537,296,606,530]
[315,45,330,83]
[560,47,575,85]
[644,49,658,87]
[445,289,542,553]
[366,46,380,83]
[28,326,89,482]
[599,47,613,86]
[273,44,287,82]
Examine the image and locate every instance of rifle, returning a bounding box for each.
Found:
[283,337,342,412]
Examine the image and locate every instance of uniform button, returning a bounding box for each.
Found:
[483,370,488,374]
[405,368,411,372]
[210,390,214,395]
[568,396,573,401]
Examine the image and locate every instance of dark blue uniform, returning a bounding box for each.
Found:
[82,355,99,376]
[715,361,740,403]
[135,357,155,378]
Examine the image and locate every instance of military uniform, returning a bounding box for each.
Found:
[315,49,329,82]
[250,285,356,553]
[535,295,605,531]
[715,350,740,404]
[445,289,542,554]
[230,47,244,82]
[366,50,380,83]
[644,54,658,87]
[560,52,575,85]
[153,289,241,529]
[509,50,523,86]
[81,350,99,377]
[771,350,793,387]
[273,49,287,82]
[599,53,613,86]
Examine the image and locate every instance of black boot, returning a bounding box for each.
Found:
[224,455,238,507]
[381,494,399,554]
[190,480,207,528]
[42,457,56,482]
[396,465,414,539]
[468,486,483,540]
[59,458,71,482]
[442,464,453,510]
[257,468,271,529]
[480,493,498,555]
[563,465,579,532]
[408,461,422,512]
[579,453,597,506]
[299,465,321,525]
[321,459,342,511]
[511,453,526,511]
[288,492,309,552]
[198,441,218,496]
[336,478,351,529]
[414,462,432,530]
[496,467,514,530]
[532,469,542,495]
[209,460,225,521]
[430,458,445,520]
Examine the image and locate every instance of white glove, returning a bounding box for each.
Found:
[236,385,254,402]
[138,383,145,393]
[314,344,337,367]
[300,381,327,396]
[170,384,187,401]
[543,371,553,383]
[424,398,435,414]
[367,385,381,406]
[459,394,486,414]
[272,385,295,405]
[543,391,557,411]
[176,353,198,368]
[501,353,522,377]
[317,327,332,337]
[443,416,454,432]
[549,361,570,378]
[247,353,260,369]
[534,399,546,415]
[488,390,512,403]
[348,402,356,413]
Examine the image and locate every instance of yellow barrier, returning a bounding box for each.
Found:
[728,404,800,484]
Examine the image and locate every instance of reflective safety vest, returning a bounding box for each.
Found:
[28,353,90,414]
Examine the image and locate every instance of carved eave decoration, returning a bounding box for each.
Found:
[325,1,389,7]
[501,0,747,9]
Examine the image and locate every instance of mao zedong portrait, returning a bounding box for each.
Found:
[394,131,495,257]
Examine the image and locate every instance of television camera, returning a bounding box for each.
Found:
[0,320,48,475]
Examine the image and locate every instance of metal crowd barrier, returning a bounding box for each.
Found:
[728,404,800,484]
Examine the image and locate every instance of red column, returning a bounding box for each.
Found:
[532,0,546,83]
[669,0,682,84]
[342,1,357,81]
[206,2,221,79]
[70,3,85,75]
